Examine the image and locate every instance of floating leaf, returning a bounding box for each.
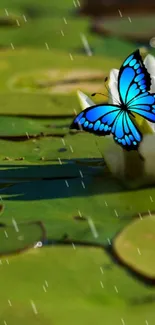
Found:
[0,221,45,256]
[114,214,155,279]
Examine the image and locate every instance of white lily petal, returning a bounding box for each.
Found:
[150,76,155,93]
[109,69,120,105]
[148,122,155,132]
[146,121,155,133]
[102,136,125,178]
[148,76,155,131]
[109,69,119,83]
[109,81,120,105]
[144,54,155,77]
[77,90,95,111]
[139,134,155,182]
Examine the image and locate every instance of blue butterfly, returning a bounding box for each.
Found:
[70,49,155,150]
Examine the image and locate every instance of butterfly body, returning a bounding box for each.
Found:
[70,50,155,151]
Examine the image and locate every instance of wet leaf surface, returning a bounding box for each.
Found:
[114,214,155,279]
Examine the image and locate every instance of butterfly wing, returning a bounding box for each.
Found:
[126,91,155,123]
[70,104,121,135]
[118,49,155,131]
[111,111,142,150]
[118,49,151,106]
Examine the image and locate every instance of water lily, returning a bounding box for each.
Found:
[76,88,155,189]
[74,50,155,189]
[107,52,155,188]
[109,53,155,132]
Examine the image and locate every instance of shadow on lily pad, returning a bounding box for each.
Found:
[0,161,124,201]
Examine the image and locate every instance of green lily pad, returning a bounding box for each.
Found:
[1,173,155,247]
[0,93,79,116]
[0,221,45,256]
[0,116,72,137]
[0,176,121,243]
[0,9,24,27]
[9,69,63,92]
[9,68,104,95]
[0,246,155,325]
[104,15,155,40]
[114,214,155,279]
[0,133,102,163]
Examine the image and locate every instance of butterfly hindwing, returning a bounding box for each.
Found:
[70,103,142,150]
[111,111,142,150]
[70,104,121,135]
[128,92,155,123]
[118,49,151,106]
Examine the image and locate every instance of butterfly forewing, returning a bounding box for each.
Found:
[118,49,151,106]
[70,104,121,135]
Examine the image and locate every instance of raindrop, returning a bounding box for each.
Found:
[5,9,9,16]
[69,53,73,61]
[23,15,27,22]
[8,300,12,307]
[63,17,67,24]
[65,180,69,187]
[100,266,104,274]
[137,247,141,255]
[80,33,92,56]
[118,9,122,17]
[11,43,15,50]
[88,218,98,238]
[30,300,38,314]
[100,281,104,288]
[114,285,118,293]
[81,181,85,188]
[45,43,49,50]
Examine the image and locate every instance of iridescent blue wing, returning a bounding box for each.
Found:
[118,49,151,105]
[127,91,155,123]
[70,104,142,150]
[118,49,155,124]
[111,111,142,150]
[70,104,121,135]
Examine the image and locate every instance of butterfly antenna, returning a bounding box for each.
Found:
[91,77,120,105]
[91,92,109,99]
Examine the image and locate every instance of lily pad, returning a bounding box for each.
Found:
[0,93,78,116]
[0,10,23,27]
[0,133,103,163]
[0,221,45,256]
[0,246,155,325]
[1,172,155,247]
[0,176,121,243]
[114,214,155,279]
[51,82,103,94]
[9,69,105,95]
[103,15,155,43]
[0,116,72,138]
